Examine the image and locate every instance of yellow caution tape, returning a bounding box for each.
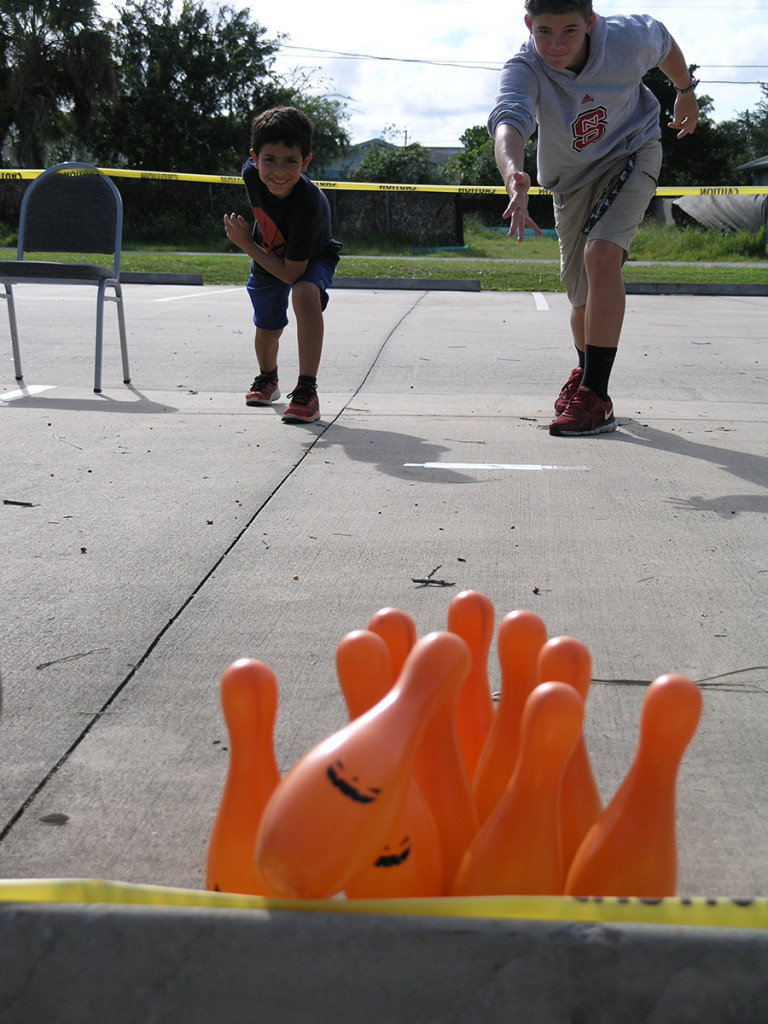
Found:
[652,185,767,197]
[1,167,766,197]
[0,167,242,185]
[0,878,767,929]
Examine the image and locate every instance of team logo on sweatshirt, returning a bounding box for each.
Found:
[572,107,607,152]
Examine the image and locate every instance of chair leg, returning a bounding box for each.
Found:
[94,280,106,393]
[2,283,24,382]
[112,282,130,384]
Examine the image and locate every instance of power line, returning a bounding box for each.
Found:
[277,44,768,82]
[274,47,765,88]
[279,45,501,71]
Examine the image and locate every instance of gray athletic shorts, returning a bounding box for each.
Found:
[554,138,663,306]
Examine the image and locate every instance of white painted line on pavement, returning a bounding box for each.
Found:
[154,288,241,303]
[532,292,549,310]
[0,385,56,403]
[404,463,588,471]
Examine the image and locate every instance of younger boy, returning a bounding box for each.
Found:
[489,0,698,435]
[224,106,342,423]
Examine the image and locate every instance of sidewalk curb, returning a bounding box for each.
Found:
[120,272,203,285]
[332,276,481,291]
[2,903,768,1022]
[625,282,768,296]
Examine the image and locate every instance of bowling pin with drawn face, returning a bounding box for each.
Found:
[451,681,584,896]
[205,659,281,896]
[446,590,495,783]
[255,631,471,900]
[344,774,443,898]
[335,629,443,898]
[537,635,603,875]
[472,610,548,824]
[565,674,703,898]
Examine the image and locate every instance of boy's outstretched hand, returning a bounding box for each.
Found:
[223,212,253,253]
[503,171,543,242]
[668,91,699,138]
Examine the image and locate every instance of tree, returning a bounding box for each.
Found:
[0,0,115,166]
[442,125,538,186]
[350,140,436,184]
[442,126,497,185]
[81,0,280,174]
[643,66,739,185]
[80,0,350,178]
[717,85,768,173]
[747,85,768,157]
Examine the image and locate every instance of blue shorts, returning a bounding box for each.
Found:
[246,254,337,331]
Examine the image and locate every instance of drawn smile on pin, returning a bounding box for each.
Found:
[327,760,382,803]
[374,836,412,868]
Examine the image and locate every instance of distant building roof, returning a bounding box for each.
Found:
[321,139,398,180]
[319,140,460,180]
[736,154,768,171]
[428,147,461,165]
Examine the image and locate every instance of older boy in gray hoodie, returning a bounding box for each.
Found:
[489,0,698,435]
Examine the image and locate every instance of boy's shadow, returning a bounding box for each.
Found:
[314,422,476,484]
[616,418,768,517]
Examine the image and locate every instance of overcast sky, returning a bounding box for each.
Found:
[241,0,768,148]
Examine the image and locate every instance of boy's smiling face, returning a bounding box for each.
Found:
[526,11,596,72]
[252,141,312,198]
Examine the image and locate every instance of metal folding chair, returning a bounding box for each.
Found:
[0,161,130,393]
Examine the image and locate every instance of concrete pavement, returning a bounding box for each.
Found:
[1,280,767,1019]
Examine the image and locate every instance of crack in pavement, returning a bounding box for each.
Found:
[0,292,427,845]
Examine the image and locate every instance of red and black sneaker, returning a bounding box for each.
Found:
[549,386,616,436]
[246,373,280,406]
[554,366,584,414]
[282,382,320,423]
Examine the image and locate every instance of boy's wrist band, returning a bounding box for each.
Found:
[675,77,698,93]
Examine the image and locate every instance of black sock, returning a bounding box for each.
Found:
[297,374,317,391]
[260,366,278,381]
[576,348,585,370]
[582,345,616,401]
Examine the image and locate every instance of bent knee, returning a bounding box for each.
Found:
[291,280,322,310]
[584,238,625,273]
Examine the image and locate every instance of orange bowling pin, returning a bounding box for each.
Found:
[367,606,417,680]
[565,674,703,898]
[205,659,281,895]
[472,610,548,823]
[537,635,603,874]
[344,779,443,898]
[255,631,471,899]
[335,629,443,897]
[451,682,584,896]
[413,687,480,892]
[336,629,394,719]
[446,590,495,782]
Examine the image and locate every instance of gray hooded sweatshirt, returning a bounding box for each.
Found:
[488,13,671,194]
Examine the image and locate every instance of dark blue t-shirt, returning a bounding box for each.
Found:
[242,157,342,279]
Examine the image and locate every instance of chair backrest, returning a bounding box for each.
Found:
[17,162,123,278]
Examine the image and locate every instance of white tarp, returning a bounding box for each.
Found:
[673,194,767,233]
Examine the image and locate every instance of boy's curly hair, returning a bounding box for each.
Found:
[251,107,314,158]
[524,0,593,17]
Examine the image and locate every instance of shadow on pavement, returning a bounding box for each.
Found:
[617,418,768,514]
[2,386,177,415]
[314,421,476,484]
